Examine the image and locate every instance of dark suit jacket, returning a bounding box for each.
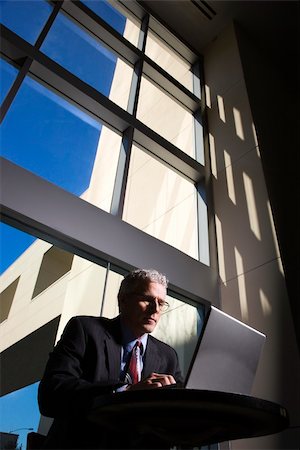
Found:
[38,315,183,449]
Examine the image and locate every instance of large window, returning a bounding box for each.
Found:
[1,0,207,260]
[1,1,215,441]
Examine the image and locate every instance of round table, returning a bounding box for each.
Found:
[88,389,289,447]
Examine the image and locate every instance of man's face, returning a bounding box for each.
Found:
[119,281,167,338]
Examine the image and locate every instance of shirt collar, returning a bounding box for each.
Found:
[120,320,148,354]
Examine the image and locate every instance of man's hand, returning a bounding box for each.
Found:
[126,372,176,390]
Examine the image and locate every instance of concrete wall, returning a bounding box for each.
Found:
[203,23,300,449]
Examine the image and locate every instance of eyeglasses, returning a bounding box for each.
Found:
[132,294,170,312]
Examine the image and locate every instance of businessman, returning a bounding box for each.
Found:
[38,268,183,449]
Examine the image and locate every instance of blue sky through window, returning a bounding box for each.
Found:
[0,58,18,105]
[0,223,36,274]
[0,382,40,449]
[82,0,126,35]
[40,11,118,96]
[0,1,128,443]
[0,75,102,195]
[0,0,53,44]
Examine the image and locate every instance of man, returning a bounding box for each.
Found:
[38,269,183,449]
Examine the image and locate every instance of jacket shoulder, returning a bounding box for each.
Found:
[63,315,116,335]
[148,334,177,355]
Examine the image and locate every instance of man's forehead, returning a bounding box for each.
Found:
[144,281,167,296]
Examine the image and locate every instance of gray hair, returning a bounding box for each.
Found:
[118,268,168,302]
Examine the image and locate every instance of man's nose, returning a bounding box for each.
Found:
[149,299,160,312]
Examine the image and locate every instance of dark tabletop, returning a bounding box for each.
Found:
[87,388,289,447]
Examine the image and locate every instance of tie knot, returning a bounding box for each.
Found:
[134,339,143,354]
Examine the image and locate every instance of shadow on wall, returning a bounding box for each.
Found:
[205,72,300,448]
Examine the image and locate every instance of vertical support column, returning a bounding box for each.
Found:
[196,181,210,266]
[126,13,149,116]
[110,126,134,217]
[197,57,219,277]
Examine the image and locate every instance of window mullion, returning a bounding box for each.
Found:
[110,127,134,217]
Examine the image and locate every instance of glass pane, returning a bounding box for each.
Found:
[0,75,120,208]
[0,58,18,105]
[0,223,35,274]
[82,0,140,47]
[123,145,199,260]
[82,0,126,35]
[146,30,193,92]
[137,77,196,158]
[152,296,204,376]
[101,267,125,318]
[0,382,40,450]
[0,223,108,350]
[55,254,107,324]
[0,0,53,44]
[41,12,133,110]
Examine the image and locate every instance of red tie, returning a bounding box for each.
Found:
[127,340,142,385]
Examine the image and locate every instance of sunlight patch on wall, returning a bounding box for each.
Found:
[217,95,226,123]
[233,107,245,141]
[234,247,249,321]
[215,215,226,284]
[209,133,217,178]
[252,122,258,147]
[205,84,211,108]
[224,150,236,205]
[267,201,284,275]
[256,146,261,158]
[243,172,261,241]
[259,288,272,316]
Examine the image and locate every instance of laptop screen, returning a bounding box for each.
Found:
[184,306,266,395]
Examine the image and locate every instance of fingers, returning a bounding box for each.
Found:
[148,372,176,386]
[126,373,176,391]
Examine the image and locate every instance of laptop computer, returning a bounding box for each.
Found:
[181,306,266,395]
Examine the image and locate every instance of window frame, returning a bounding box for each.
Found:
[0,0,218,307]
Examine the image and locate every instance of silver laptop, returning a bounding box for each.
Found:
[183,306,266,395]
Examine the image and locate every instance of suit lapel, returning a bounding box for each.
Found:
[142,336,160,377]
[103,317,122,381]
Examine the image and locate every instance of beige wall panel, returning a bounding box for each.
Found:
[205,22,298,449]
[152,301,199,375]
[146,31,193,91]
[204,23,244,107]
[220,259,300,447]
[143,194,198,259]
[85,127,121,212]
[128,145,152,176]
[0,240,67,351]
[0,240,51,292]
[123,146,198,258]
[124,150,195,229]
[213,148,282,282]
[56,257,107,339]
[108,59,133,111]
[137,78,195,157]
[123,17,140,47]
[101,270,123,319]
[206,79,258,173]
[0,278,67,351]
